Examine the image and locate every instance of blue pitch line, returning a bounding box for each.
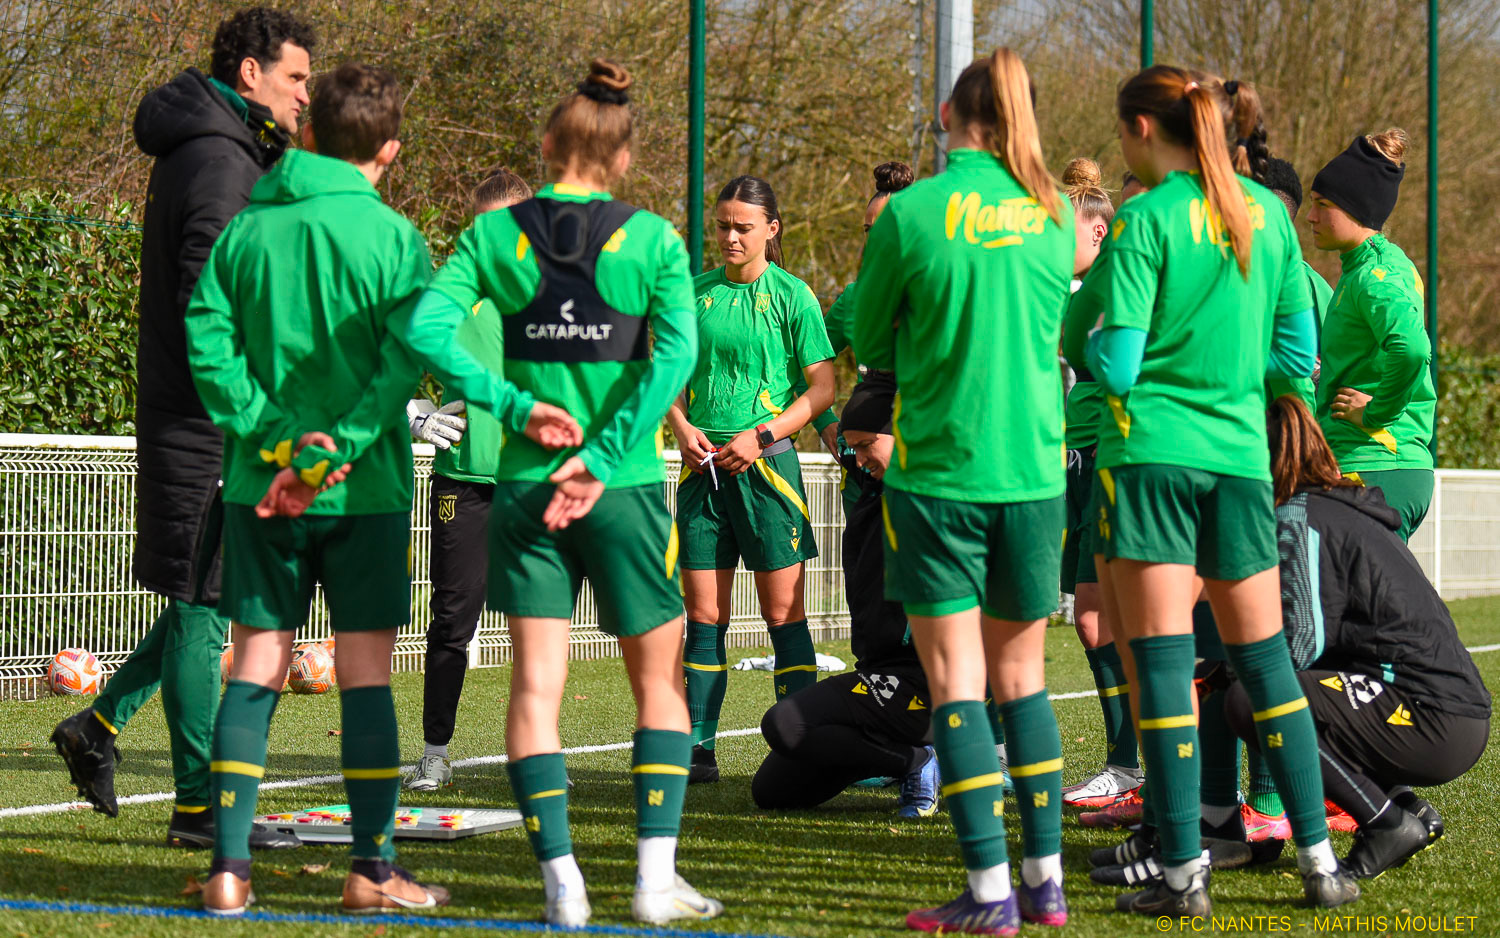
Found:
[0,898,791,938]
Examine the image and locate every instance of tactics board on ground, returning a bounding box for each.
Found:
[255,804,523,842]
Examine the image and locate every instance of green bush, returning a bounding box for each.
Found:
[1437,345,1500,469]
[0,192,142,435]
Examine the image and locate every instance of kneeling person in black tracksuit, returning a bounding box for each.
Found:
[751,373,939,816]
[404,169,534,791]
[1226,397,1490,880]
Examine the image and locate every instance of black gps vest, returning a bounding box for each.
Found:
[504,196,648,363]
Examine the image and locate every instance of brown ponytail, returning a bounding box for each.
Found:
[1366,127,1409,165]
[544,59,633,180]
[1118,65,1253,277]
[949,48,1063,225]
[1267,395,1361,505]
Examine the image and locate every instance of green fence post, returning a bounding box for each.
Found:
[688,0,706,274]
[1427,0,1440,460]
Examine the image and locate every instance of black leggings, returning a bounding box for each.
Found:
[422,474,494,747]
[751,668,932,809]
[1226,670,1489,826]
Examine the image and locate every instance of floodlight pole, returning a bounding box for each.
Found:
[1141,0,1154,67]
[932,0,972,173]
[688,0,706,274]
[1427,0,1440,454]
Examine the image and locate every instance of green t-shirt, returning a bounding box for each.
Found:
[1092,171,1312,481]
[687,263,836,444]
[423,183,697,488]
[186,150,430,515]
[432,298,504,484]
[824,281,855,359]
[1316,234,1434,471]
[1064,276,1105,449]
[851,148,1075,502]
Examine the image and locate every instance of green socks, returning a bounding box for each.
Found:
[1248,751,1282,816]
[508,752,573,861]
[340,685,400,861]
[1085,642,1139,770]
[210,679,280,861]
[769,619,816,700]
[1129,634,1199,866]
[683,620,727,749]
[932,701,1009,871]
[998,690,1063,859]
[1223,634,1328,848]
[1198,687,1243,811]
[632,729,691,839]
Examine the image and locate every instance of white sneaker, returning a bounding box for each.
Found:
[632,874,724,924]
[1063,763,1144,807]
[404,754,452,791]
[546,888,592,928]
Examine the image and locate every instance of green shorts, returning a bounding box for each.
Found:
[677,448,817,572]
[1343,468,1433,542]
[488,481,683,637]
[881,488,1065,621]
[1094,464,1277,581]
[1061,446,1100,593]
[220,505,411,632]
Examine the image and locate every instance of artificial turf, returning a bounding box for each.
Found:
[2,598,1499,937]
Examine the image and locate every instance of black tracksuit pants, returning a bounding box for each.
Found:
[422,473,493,747]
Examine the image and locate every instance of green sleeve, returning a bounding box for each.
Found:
[787,280,836,367]
[320,235,431,467]
[850,208,904,369]
[1098,207,1161,332]
[184,233,297,462]
[824,284,855,358]
[1274,219,1314,317]
[407,228,536,433]
[576,227,699,485]
[1360,277,1431,429]
[1062,268,1104,370]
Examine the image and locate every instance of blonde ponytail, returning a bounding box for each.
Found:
[1186,82,1253,277]
[986,48,1062,225]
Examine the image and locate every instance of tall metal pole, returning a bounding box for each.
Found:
[1140,0,1154,67]
[910,0,925,171]
[688,0,706,274]
[932,0,971,173]
[1427,0,1440,456]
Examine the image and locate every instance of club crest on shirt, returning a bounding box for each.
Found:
[755,293,770,313]
[437,493,457,524]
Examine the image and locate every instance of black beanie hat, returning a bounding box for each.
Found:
[840,371,896,435]
[1310,136,1404,230]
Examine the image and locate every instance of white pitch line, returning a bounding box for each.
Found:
[11,644,1500,820]
[0,728,765,820]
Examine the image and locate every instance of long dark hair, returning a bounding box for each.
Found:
[717,175,783,266]
[1267,396,1361,505]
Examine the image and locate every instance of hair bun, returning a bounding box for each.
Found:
[1366,127,1408,165]
[872,160,915,193]
[579,58,631,105]
[1061,157,1102,193]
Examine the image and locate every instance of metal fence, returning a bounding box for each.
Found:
[0,434,849,700]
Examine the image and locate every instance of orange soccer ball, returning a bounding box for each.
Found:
[48,648,103,696]
[288,643,335,695]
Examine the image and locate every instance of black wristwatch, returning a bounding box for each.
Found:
[755,424,775,448]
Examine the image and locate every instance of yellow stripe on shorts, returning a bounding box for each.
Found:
[940,771,1008,797]
[754,458,809,519]
[665,522,680,579]
[1098,467,1116,505]
[210,760,265,779]
[1139,714,1195,730]
[1253,698,1308,722]
[881,495,898,551]
[632,764,690,776]
[1009,758,1064,779]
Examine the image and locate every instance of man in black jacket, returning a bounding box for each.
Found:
[50,7,315,851]
[751,374,939,816]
